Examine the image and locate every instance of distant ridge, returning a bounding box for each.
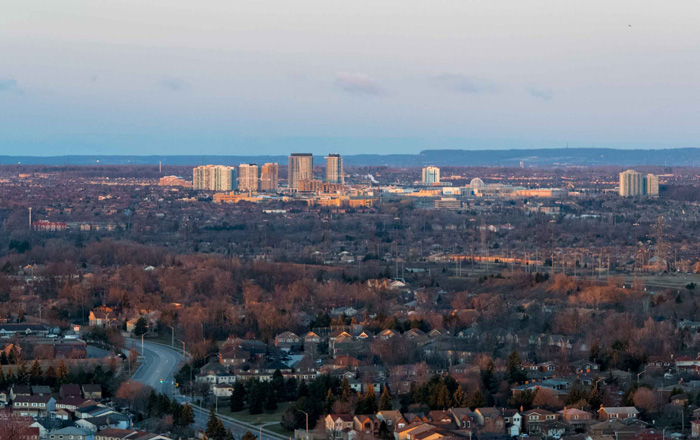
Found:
[0,148,697,167]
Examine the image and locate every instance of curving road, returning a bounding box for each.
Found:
[129,339,286,440]
[127,339,182,396]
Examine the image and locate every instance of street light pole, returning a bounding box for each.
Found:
[298,410,309,440]
[166,325,175,347]
[177,339,186,358]
[637,366,648,384]
[141,331,152,356]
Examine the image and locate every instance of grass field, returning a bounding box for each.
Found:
[218,401,293,425]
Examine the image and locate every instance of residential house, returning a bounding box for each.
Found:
[691,419,700,438]
[31,386,52,396]
[354,415,380,434]
[538,420,569,439]
[275,332,301,351]
[10,385,32,400]
[304,332,321,345]
[0,324,50,338]
[48,426,95,440]
[82,384,103,400]
[88,307,117,327]
[377,410,408,431]
[96,428,171,440]
[76,412,131,432]
[570,360,601,374]
[449,408,474,430]
[502,409,522,436]
[522,409,557,434]
[325,414,355,439]
[598,407,640,421]
[378,329,399,340]
[474,408,506,434]
[12,395,56,417]
[220,348,250,367]
[213,384,234,397]
[558,408,592,430]
[60,383,83,399]
[56,396,88,411]
[670,394,689,406]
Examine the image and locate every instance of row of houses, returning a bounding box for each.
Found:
[322,406,642,440]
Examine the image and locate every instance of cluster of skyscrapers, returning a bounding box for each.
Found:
[619,169,659,197]
[193,163,280,192]
[193,165,237,191]
[193,153,344,192]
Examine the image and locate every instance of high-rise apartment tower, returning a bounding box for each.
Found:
[325,154,344,184]
[260,163,279,191]
[288,153,313,190]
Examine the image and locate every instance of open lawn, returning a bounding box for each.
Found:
[219,401,293,425]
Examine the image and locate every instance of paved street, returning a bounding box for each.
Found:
[126,339,182,395]
[129,339,286,440]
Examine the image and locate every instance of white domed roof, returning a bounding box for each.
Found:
[470,178,485,188]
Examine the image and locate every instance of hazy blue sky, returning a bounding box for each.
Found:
[1,1,699,155]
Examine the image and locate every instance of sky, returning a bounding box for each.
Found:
[1,0,700,155]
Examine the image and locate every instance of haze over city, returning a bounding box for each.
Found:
[3,0,700,155]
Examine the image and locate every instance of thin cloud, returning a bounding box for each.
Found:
[525,85,553,101]
[159,77,191,92]
[334,72,384,96]
[0,78,21,93]
[434,74,498,94]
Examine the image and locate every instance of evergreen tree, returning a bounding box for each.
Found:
[271,370,285,400]
[178,403,195,427]
[29,360,42,384]
[356,386,378,414]
[324,388,336,414]
[340,378,352,402]
[206,410,227,440]
[434,382,451,409]
[297,381,309,399]
[589,340,601,362]
[481,360,496,392]
[133,317,149,336]
[5,367,14,383]
[230,382,247,412]
[565,381,589,406]
[248,381,264,415]
[44,364,57,388]
[0,366,5,389]
[170,398,183,423]
[16,362,28,384]
[147,390,158,417]
[507,351,527,384]
[0,352,7,365]
[241,432,257,440]
[588,387,603,409]
[265,386,278,412]
[380,386,393,410]
[453,385,468,408]
[226,428,236,440]
[284,378,298,401]
[469,389,486,409]
[56,360,69,384]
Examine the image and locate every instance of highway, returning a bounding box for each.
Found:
[128,339,287,440]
